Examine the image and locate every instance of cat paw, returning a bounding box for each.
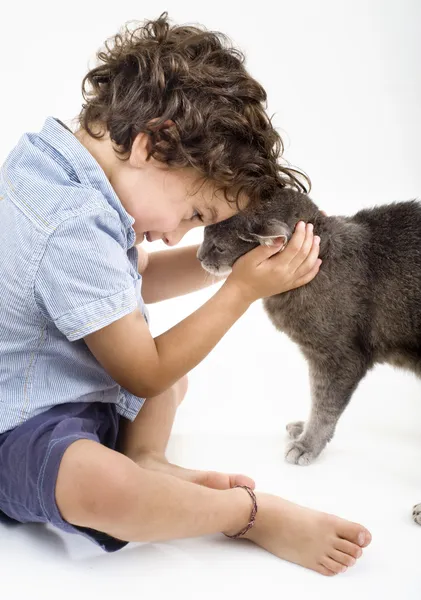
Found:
[285,440,317,466]
[412,504,421,525]
[286,421,305,440]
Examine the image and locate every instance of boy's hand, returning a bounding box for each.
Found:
[226,222,321,303]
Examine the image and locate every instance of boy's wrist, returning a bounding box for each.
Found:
[222,278,256,308]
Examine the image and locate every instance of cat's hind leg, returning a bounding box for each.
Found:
[412,504,421,525]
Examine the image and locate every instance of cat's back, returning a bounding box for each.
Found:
[350,198,421,301]
[352,199,421,259]
[351,199,421,348]
[265,198,421,349]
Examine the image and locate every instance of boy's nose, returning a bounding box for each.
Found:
[163,230,185,246]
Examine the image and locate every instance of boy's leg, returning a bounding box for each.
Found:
[119,376,188,459]
[56,439,371,576]
[118,376,255,489]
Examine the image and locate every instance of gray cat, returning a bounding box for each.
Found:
[197,188,421,525]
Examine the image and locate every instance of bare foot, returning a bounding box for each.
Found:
[241,494,371,576]
[134,451,255,490]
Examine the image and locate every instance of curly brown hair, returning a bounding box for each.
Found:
[79,13,309,207]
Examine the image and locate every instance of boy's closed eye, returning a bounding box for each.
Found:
[190,210,204,222]
[190,206,221,225]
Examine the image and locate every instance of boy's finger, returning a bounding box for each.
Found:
[294,235,320,276]
[281,221,307,261]
[289,223,314,270]
[247,238,285,266]
[293,259,322,288]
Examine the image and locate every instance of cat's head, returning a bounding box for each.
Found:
[198,189,320,275]
[197,212,292,276]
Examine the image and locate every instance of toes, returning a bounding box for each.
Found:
[321,557,347,575]
[286,421,305,440]
[285,441,315,465]
[229,474,256,490]
[199,471,255,490]
[196,470,236,490]
[337,522,372,548]
[359,529,372,548]
[316,565,337,577]
[335,538,363,559]
[329,549,357,568]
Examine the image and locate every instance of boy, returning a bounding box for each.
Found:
[0,14,371,575]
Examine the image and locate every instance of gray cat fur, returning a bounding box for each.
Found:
[198,189,421,524]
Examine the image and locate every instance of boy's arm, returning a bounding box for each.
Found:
[85,224,320,398]
[85,279,249,398]
[140,245,222,304]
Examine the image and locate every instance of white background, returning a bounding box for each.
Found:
[1,1,420,598]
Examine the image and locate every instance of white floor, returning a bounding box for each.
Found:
[2,295,421,600]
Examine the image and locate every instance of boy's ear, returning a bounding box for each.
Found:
[130,132,150,167]
[238,220,292,248]
[130,120,176,167]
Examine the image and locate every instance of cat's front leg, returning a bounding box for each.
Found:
[285,357,367,466]
[286,421,305,439]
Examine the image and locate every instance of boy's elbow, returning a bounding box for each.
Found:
[126,377,170,400]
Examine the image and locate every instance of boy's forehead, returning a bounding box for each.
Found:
[202,199,239,225]
[201,189,248,224]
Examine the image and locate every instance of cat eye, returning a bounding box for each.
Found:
[213,244,224,253]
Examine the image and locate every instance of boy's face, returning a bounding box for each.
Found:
[111,133,244,246]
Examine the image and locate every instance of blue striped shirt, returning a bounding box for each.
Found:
[0,117,146,434]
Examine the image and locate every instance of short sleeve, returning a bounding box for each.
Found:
[34,209,139,341]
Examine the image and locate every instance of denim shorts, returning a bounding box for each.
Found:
[0,401,128,552]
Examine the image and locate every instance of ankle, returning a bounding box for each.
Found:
[222,488,259,538]
[128,449,167,465]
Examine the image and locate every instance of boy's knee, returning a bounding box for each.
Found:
[56,439,136,529]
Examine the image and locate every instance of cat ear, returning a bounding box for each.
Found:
[238,220,292,248]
